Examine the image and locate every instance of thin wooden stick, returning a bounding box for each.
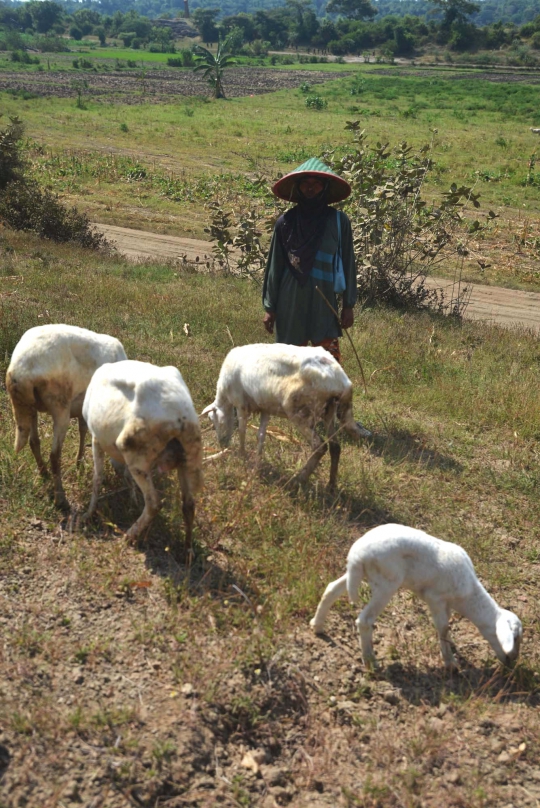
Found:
[315,285,368,394]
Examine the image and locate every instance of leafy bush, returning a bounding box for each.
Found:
[5,88,39,100]
[72,58,93,69]
[32,36,69,53]
[168,50,195,67]
[321,123,494,313]
[0,118,110,251]
[0,117,25,190]
[0,181,109,249]
[70,25,83,41]
[10,50,40,64]
[305,95,328,110]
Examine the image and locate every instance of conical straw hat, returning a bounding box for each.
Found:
[272,157,351,204]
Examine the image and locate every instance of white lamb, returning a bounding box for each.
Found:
[201,343,369,489]
[310,523,522,669]
[6,324,127,509]
[82,360,203,550]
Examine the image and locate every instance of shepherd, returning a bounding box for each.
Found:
[262,158,357,367]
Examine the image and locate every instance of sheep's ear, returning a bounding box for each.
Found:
[496,616,516,655]
[201,403,216,417]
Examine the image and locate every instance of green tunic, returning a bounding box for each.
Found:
[262,209,357,345]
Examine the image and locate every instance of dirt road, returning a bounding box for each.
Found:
[97,223,540,332]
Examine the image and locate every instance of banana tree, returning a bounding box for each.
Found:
[193,37,235,99]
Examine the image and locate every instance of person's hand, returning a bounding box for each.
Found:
[263,312,276,334]
[341,306,354,330]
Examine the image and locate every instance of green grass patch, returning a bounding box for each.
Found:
[0,68,537,245]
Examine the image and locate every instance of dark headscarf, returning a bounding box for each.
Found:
[277,182,333,287]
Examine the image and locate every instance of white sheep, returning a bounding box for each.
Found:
[82,360,203,550]
[201,343,369,489]
[6,324,127,509]
[310,523,522,669]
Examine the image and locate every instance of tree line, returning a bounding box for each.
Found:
[1,0,540,57]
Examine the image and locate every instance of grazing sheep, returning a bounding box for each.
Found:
[310,523,522,669]
[201,343,368,489]
[82,360,203,550]
[6,324,127,509]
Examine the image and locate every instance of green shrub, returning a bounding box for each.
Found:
[0,118,110,251]
[6,89,39,100]
[0,117,25,190]
[0,181,109,248]
[305,95,327,110]
[181,48,195,66]
[32,36,69,53]
[321,123,490,313]
[168,50,195,67]
[10,51,39,65]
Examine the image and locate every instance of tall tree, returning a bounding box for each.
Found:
[192,7,220,43]
[27,0,63,33]
[326,0,376,21]
[427,0,480,27]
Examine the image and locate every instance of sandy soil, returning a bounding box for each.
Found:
[96,223,540,333]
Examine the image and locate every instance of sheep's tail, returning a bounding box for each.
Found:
[6,371,35,452]
[180,420,204,495]
[346,559,365,604]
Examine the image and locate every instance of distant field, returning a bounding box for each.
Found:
[1,62,539,286]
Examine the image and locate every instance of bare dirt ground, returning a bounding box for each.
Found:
[0,66,348,102]
[97,223,540,332]
[1,517,539,808]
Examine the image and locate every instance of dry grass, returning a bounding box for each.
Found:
[0,229,539,806]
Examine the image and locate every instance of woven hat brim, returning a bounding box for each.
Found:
[272,170,351,204]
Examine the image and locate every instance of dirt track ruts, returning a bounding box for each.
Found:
[96,223,540,332]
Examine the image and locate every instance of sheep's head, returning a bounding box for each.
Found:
[495,610,523,665]
[201,402,234,447]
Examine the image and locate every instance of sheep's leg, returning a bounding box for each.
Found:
[425,597,456,669]
[177,465,195,555]
[289,416,327,486]
[84,438,106,521]
[76,416,88,465]
[28,411,48,477]
[50,408,71,510]
[356,583,397,667]
[237,408,249,457]
[310,574,347,633]
[324,400,340,491]
[257,413,271,458]
[124,458,160,543]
